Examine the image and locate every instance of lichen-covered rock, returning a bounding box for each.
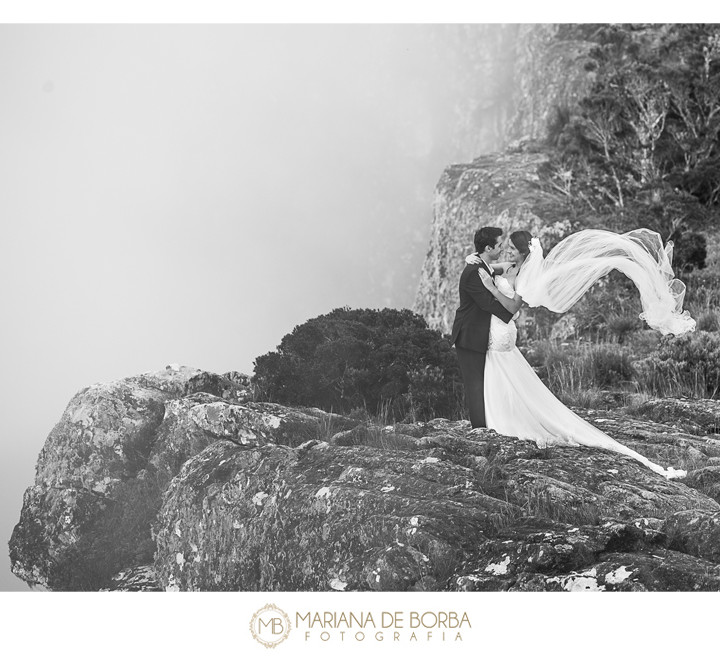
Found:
[153,438,514,591]
[148,395,350,484]
[8,366,258,590]
[10,485,110,588]
[11,369,720,592]
[663,510,720,564]
[185,370,253,402]
[457,522,720,592]
[102,565,162,592]
[35,366,201,491]
[630,398,720,436]
[520,551,720,592]
[571,407,720,469]
[153,405,720,592]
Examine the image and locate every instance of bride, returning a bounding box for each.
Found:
[465,228,695,479]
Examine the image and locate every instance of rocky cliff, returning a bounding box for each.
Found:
[413,25,598,333]
[436,24,597,159]
[10,367,720,591]
[413,146,569,333]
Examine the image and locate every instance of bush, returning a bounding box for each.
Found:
[670,230,707,273]
[635,331,720,398]
[252,307,463,422]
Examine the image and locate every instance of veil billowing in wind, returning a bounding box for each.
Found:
[515,228,697,336]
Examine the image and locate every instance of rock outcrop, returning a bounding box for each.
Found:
[10,368,720,591]
[414,146,573,333]
[413,26,598,333]
[9,366,255,590]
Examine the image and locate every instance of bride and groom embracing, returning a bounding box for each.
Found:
[450,225,695,479]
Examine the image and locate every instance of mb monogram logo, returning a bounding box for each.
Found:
[249,604,292,648]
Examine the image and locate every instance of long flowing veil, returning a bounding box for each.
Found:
[515,228,697,336]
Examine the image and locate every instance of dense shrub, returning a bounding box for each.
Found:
[252,307,463,422]
[635,331,720,398]
[670,230,707,273]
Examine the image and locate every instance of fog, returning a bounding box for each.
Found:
[0,24,508,589]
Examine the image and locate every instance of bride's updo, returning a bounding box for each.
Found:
[510,230,533,255]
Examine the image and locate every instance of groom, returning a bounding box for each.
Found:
[450,227,514,428]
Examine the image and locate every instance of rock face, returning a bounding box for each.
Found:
[438,25,597,160]
[10,369,720,591]
[414,146,573,333]
[504,25,597,144]
[413,26,598,333]
[9,366,255,590]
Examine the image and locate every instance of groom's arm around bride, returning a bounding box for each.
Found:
[450,227,514,429]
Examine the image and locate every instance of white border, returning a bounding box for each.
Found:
[0,1,718,24]
[0,590,715,657]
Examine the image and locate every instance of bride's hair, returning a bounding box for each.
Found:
[510,230,533,255]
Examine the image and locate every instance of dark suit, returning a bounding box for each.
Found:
[450,260,514,428]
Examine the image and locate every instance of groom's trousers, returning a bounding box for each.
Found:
[455,346,487,428]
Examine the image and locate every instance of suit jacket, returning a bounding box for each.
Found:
[450,260,514,353]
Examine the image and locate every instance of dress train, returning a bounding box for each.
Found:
[484,346,686,479]
[483,275,686,479]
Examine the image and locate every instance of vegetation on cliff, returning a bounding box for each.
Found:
[544,24,720,265]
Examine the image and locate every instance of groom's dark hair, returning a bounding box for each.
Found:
[474,227,503,254]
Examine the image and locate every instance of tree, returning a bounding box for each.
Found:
[252,307,463,422]
[548,24,720,230]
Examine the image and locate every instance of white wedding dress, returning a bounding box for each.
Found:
[484,275,686,479]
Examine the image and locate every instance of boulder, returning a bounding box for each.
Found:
[630,398,720,436]
[8,366,259,590]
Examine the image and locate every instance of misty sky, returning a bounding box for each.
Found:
[0,24,501,589]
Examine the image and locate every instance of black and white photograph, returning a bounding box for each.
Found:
[2,6,720,655]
